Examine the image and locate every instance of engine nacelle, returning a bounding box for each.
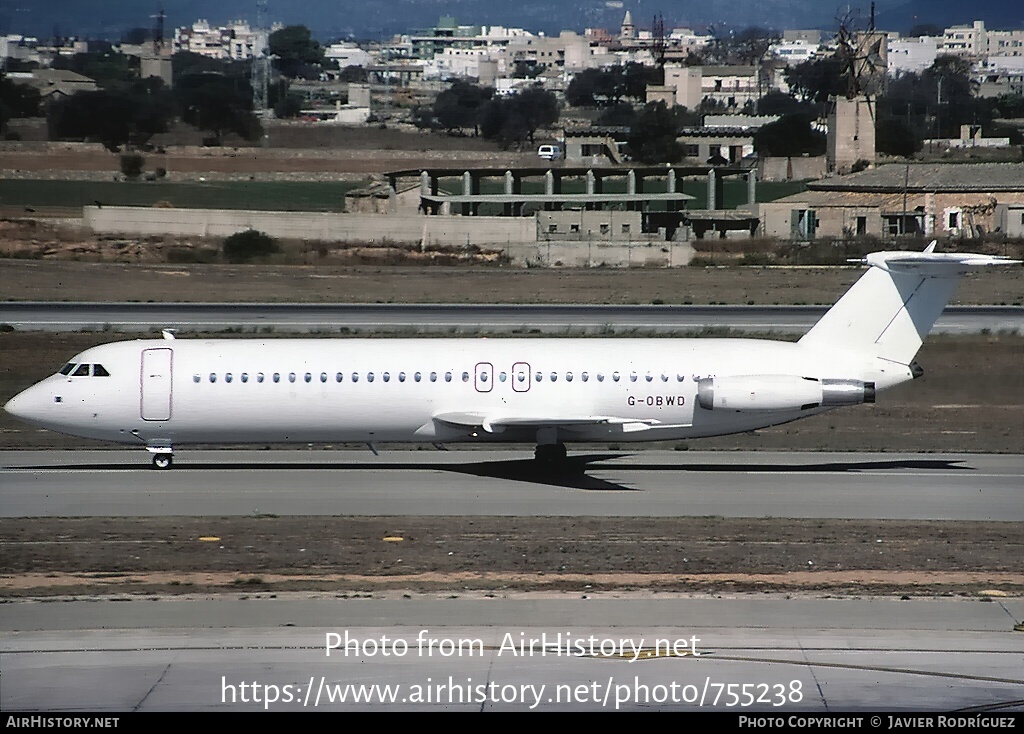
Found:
[696,375,875,412]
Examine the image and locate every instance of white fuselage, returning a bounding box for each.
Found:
[5,337,908,448]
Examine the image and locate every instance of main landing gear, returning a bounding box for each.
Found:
[534,443,568,464]
[534,427,568,464]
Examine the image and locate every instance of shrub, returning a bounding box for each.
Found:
[222,229,280,263]
[119,152,145,179]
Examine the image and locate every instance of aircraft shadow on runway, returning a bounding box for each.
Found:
[13,455,974,492]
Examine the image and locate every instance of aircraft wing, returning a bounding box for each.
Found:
[432,412,677,434]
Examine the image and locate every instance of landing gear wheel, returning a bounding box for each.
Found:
[152,453,173,469]
[534,443,567,464]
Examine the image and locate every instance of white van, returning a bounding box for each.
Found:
[537,144,561,160]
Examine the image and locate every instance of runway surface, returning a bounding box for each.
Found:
[2,450,1021,520]
[2,302,1020,334]
[2,596,1022,711]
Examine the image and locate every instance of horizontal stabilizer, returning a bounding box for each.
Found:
[802,243,1020,365]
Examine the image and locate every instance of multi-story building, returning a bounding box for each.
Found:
[941,21,1024,60]
[173,20,273,60]
[888,36,940,75]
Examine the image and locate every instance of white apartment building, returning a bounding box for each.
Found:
[173,20,272,60]
[888,36,940,75]
[325,42,372,69]
[769,39,820,65]
[942,21,1024,59]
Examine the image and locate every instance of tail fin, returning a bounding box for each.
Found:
[799,243,1019,366]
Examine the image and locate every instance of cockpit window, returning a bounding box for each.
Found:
[59,363,75,375]
[93,364,110,377]
[72,364,90,377]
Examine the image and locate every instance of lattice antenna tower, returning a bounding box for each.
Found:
[652,14,666,69]
[252,0,270,117]
[150,5,165,53]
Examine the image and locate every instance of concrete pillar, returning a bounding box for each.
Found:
[420,171,430,196]
[667,168,676,194]
[586,170,595,195]
[627,170,636,195]
[504,170,514,195]
[462,171,472,196]
[747,170,757,206]
[707,169,716,210]
[545,170,554,196]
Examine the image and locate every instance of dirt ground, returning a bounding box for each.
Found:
[1,517,1020,598]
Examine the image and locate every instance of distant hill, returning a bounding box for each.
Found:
[2,0,1019,43]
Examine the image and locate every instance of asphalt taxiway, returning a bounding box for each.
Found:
[1,450,1021,520]
[2,596,1022,711]
[1,302,1020,334]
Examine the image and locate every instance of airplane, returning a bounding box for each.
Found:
[4,244,1018,469]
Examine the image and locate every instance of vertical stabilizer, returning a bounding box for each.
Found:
[799,245,1019,365]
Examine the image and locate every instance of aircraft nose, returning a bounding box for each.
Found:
[4,384,48,423]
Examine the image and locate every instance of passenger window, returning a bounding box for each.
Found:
[59,363,75,376]
[383,372,390,382]
[304,372,312,383]
[676,374,684,382]
[273,373,280,383]
[430,372,437,382]
[352,373,359,382]
[241,373,248,383]
[73,364,90,377]
[612,372,620,382]
[336,372,343,383]
[367,372,375,382]
[414,372,422,382]
[320,372,327,383]
[581,372,588,382]
[597,374,605,382]
[480,372,487,382]
[661,374,669,382]
[550,372,557,381]
[462,372,470,382]
[289,373,296,383]
[645,373,653,382]
[210,373,217,383]
[93,364,110,377]
[225,373,233,383]
[445,372,452,382]
[535,372,542,382]
[499,372,507,382]
[630,372,638,382]
[193,374,200,383]
[257,373,265,383]
[399,372,406,382]
[566,372,573,382]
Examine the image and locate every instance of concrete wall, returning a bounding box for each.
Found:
[996,204,1024,237]
[84,206,537,247]
[758,156,827,182]
[84,206,697,267]
[510,240,694,268]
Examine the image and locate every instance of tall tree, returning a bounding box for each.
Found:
[626,101,687,164]
[176,73,261,145]
[753,114,825,157]
[269,25,325,78]
[479,86,558,147]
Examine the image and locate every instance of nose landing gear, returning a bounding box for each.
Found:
[147,445,174,469]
